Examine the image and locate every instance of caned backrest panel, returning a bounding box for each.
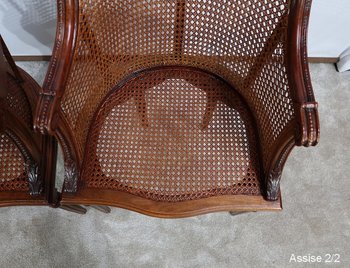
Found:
[61,0,294,168]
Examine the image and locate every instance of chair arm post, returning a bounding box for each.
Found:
[34,0,78,135]
[266,137,295,201]
[294,101,320,147]
[287,0,320,147]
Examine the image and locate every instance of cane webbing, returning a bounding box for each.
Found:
[0,132,28,191]
[61,0,294,166]
[0,72,32,191]
[6,74,33,128]
[82,68,261,201]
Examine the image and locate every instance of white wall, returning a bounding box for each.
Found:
[308,0,350,57]
[0,0,56,56]
[0,0,349,58]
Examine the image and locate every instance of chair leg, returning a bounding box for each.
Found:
[60,205,87,215]
[88,205,111,213]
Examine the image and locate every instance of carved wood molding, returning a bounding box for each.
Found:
[64,159,79,193]
[5,129,43,196]
[266,139,295,201]
[56,129,78,193]
[301,0,314,101]
[266,169,282,201]
[35,1,64,135]
[287,0,319,147]
[25,160,42,196]
[296,101,320,147]
[44,0,65,95]
[34,0,78,135]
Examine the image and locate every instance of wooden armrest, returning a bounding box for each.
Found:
[287,0,320,147]
[34,0,78,135]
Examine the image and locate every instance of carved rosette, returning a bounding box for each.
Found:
[25,160,43,196]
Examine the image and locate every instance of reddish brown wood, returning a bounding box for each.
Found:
[61,189,282,218]
[0,35,58,206]
[264,0,320,201]
[33,0,320,217]
[34,0,79,136]
[286,0,320,147]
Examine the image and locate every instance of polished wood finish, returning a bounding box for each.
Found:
[30,0,319,217]
[12,56,52,62]
[0,35,58,207]
[61,189,281,218]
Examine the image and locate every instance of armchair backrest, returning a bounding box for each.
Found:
[45,0,303,166]
[36,0,319,198]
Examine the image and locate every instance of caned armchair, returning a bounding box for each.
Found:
[34,0,319,217]
[0,36,57,207]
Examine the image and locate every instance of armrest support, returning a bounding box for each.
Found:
[34,0,78,135]
[287,0,320,146]
[256,0,320,200]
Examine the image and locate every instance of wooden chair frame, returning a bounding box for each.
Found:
[0,35,58,207]
[32,0,319,217]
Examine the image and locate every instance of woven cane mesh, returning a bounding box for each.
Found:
[0,132,28,191]
[61,0,294,167]
[6,74,32,128]
[59,0,297,199]
[0,72,33,191]
[83,69,261,201]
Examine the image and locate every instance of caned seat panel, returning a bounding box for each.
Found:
[82,68,262,202]
[0,132,28,191]
[0,72,33,192]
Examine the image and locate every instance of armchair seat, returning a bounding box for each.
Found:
[81,67,262,202]
[31,0,319,217]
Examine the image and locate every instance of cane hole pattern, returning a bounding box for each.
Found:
[82,69,261,201]
[61,0,294,169]
[6,74,32,128]
[0,132,28,191]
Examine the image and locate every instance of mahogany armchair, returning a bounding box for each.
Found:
[0,36,57,207]
[32,0,319,217]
